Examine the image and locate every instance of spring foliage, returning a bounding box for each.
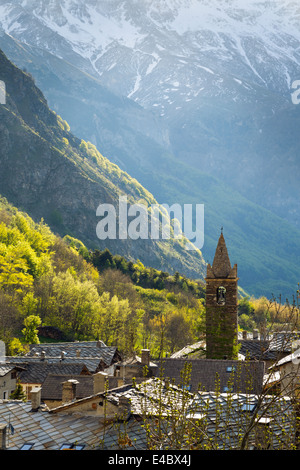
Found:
[0,197,205,357]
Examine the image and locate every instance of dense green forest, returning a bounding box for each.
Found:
[0,195,298,360]
[0,196,207,358]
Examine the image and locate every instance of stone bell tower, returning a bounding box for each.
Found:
[205,231,238,360]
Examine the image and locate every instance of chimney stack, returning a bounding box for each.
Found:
[253,329,259,340]
[118,396,131,421]
[141,349,150,367]
[62,379,79,404]
[93,372,108,394]
[31,387,41,411]
[0,424,7,450]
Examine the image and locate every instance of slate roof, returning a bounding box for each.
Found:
[49,378,193,420]
[268,332,300,353]
[6,356,103,374]
[49,382,133,414]
[0,365,17,377]
[28,340,106,353]
[154,358,265,394]
[239,339,275,361]
[240,332,300,362]
[170,341,206,359]
[0,399,106,450]
[0,377,294,450]
[5,341,122,375]
[41,374,94,401]
[190,390,295,450]
[15,363,90,385]
[27,341,121,368]
[103,378,192,417]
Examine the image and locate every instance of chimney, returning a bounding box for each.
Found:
[41,351,46,361]
[117,396,131,421]
[76,349,81,358]
[141,349,150,367]
[93,372,108,394]
[61,351,66,360]
[31,387,41,411]
[253,330,259,340]
[0,424,7,450]
[242,331,247,340]
[62,379,79,404]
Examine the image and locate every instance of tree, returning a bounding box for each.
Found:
[0,250,34,295]
[165,311,194,354]
[10,380,26,401]
[46,270,101,338]
[8,337,26,356]
[22,315,41,344]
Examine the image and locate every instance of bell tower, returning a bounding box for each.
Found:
[205,231,238,359]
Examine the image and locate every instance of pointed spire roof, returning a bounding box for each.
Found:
[206,231,237,279]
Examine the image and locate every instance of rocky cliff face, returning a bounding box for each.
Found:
[0,48,206,279]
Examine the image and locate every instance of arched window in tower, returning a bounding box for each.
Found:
[217,286,226,305]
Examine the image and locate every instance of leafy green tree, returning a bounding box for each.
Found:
[22,315,41,344]
[238,296,255,316]
[8,337,26,356]
[46,270,100,338]
[0,250,34,294]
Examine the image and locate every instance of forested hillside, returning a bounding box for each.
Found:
[0,196,206,358]
[0,195,298,360]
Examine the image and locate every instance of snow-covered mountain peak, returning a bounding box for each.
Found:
[1,0,300,114]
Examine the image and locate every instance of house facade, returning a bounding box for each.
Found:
[0,365,18,400]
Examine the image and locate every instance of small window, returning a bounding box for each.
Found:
[226,366,235,373]
[20,442,34,450]
[241,403,256,412]
[60,443,85,450]
[182,384,192,391]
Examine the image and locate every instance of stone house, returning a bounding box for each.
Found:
[267,348,300,398]
[0,365,18,400]
[11,362,91,401]
[113,349,158,383]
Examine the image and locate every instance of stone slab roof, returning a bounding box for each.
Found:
[27,341,121,367]
[41,374,94,400]
[6,356,104,374]
[16,363,90,385]
[0,399,106,450]
[191,390,295,450]
[0,365,17,377]
[154,358,265,394]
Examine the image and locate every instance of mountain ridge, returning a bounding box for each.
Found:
[0,47,206,279]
